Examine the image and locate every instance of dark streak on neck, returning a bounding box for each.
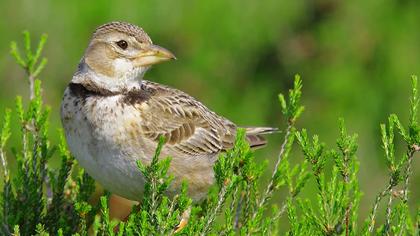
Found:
[69,82,155,105]
[69,82,119,98]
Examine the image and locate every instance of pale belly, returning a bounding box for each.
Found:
[62,98,147,200]
[67,134,146,201]
[61,89,215,201]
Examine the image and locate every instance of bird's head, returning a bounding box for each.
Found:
[81,22,176,81]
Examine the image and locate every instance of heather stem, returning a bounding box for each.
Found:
[272,199,289,221]
[253,124,293,219]
[0,144,8,181]
[397,147,418,236]
[368,183,393,232]
[201,186,228,235]
[28,75,35,100]
[402,147,417,203]
[384,189,393,235]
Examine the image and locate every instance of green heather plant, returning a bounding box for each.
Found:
[0,32,418,236]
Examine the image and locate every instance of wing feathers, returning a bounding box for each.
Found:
[136,81,276,156]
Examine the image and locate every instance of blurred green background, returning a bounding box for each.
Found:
[0,0,419,225]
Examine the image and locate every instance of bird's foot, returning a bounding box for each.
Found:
[174,207,191,234]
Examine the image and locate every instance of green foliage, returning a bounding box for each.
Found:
[362,76,420,236]
[10,31,48,100]
[0,32,97,236]
[0,31,418,235]
[278,75,304,124]
[295,118,360,235]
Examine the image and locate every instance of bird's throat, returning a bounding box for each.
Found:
[72,61,144,95]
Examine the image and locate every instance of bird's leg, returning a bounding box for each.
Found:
[110,194,137,232]
[174,206,191,233]
[110,194,137,220]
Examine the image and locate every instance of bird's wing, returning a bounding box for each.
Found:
[136,81,237,156]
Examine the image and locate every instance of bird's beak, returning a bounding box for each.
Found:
[134,45,176,67]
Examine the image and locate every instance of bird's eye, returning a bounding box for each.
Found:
[116,40,128,50]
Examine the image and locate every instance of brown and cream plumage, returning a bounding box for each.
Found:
[61,22,277,202]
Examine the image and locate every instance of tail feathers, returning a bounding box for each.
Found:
[241,126,279,149]
[245,134,268,149]
[243,126,279,135]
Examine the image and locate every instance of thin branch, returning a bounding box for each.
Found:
[201,186,228,235]
[0,144,9,181]
[345,204,351,236]
[234,190,243,229]
[271,124,293,194]
[384,189,393,235]
[28,75,35,100]
[402,148,417,203]
[367,183,393,233]
[341,151,351,236]
[149,174,159,223]
[242,184,252,225]
[272,199,289,221]
[397,147,417,236]
[161,195,178,233]
[252,124,293,220]
[267,196,296,235]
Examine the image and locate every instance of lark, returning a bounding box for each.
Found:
[61,21,276,212]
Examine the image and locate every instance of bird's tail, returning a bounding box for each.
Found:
[241,126,279,149]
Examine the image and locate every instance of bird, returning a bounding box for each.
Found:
[60,21,277,223]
